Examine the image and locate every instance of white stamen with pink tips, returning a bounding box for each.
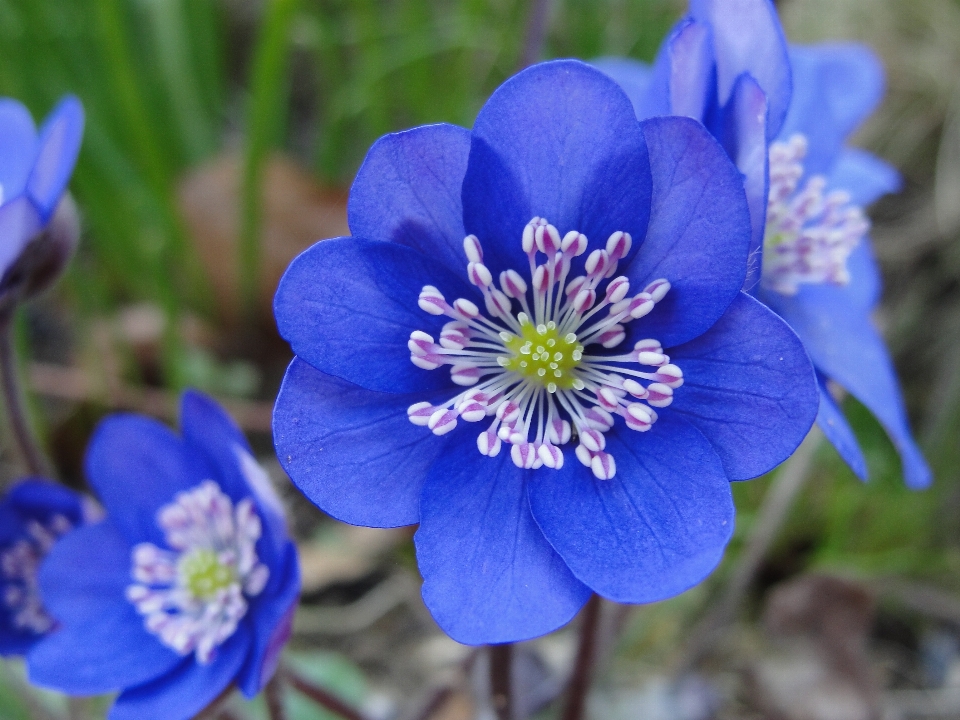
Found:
[763,134,870,295]
[126,480,270,664]
[406,217,684,480]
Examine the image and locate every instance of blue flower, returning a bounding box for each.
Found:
[594,1,931,489]
[0,479,89,656]
[272,59,818,645]
[26,392,301,720]
[0,96,84,301]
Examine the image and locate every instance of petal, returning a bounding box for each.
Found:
[109,629,250,720]
[236,544,300,697]
[26,96,84,221]
[763,287,932,489]
[179,390,288,561]
[842,239,882,311]
[0,195,43,279]
[690,0,792,139]
[668,292,819,481]
[816,377,868,481]
[589,57,656,120]
[462,59,652,275]
[84,414,210,546]
[779,44,885,177]
[528,414,733,603]
[624,117,751,348]
[274,358,455,528]
[274,237,474,394]
[415,432,591,645]
[827,147,901,207]
[718,74,769,292]
[5,478,85,526]
[348,123,471,278]
[27,522,182,694]
[0,98,37,199]
[661,19,715,121]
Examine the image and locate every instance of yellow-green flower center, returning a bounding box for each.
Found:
[501,319,583,392]
[179,548,236,600]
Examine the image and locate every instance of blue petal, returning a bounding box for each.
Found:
[3,479,85,529]
[274,358,455,528]
[0,195,43,278]
[713,74,770,292]
[690,0,792,139]
[274,237,474,394]
[528,414,733,603]
[415,431,591,645]
[27,522,182,694]
[763,287,932,489]
[236,544,300,697]
[589,57,655,120]
[462,59,652,276]
[843,239,882,311]
[109,629,250,720]
[659,19,715,121]
[816,376,868,481]
[0,98,37,200]
[26,96,84,222]
[827,147,901,207]
[179,390,288,562]
[348,124,471,278]
[668,292,819,481]
[779,44,884,177]
[624,117,750,348]
[84,414,210,546]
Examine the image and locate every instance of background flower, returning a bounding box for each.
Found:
[0,96,83,306]
[26,392,300,720]
[0,479,88,657]
[273,59,818,645]
[593,0,931,489]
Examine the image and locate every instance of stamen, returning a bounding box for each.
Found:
[763,134,870,295]
[405,217,681,479]
[126,480,270,664]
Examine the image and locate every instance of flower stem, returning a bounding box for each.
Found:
[561,594,602,720]
[489,644,513,720]
[0,312,50,479]
[517,0,553,70]
[264,675,287,720]
[283,664,368,720]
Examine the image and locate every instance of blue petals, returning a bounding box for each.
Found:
[0,196,42,280]
[84,413,205,547]
[0,99,37,200]
[589,57,655,120]
[275,237,475,394]
[275,358,453,528]
[669,293,819,481]
[26,95,84,222]
[779,44,885,177]
[656,19,715,121]
[828,148,901,207]
[815,377,868,481]
[110,630,250,720]
[348,124,471,278]
[28,522,182,694]
[462,59,652,273]
[416,432,591,645]
[528,415,733,603]
[624,117,750,348]
[764,287,932,489]
[690,0,792,139]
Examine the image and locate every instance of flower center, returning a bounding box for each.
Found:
[179,548,236,601]
[126,480,270,664]
[1,514,72,635]
[407,217,683,480]
[762,133,870,295]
